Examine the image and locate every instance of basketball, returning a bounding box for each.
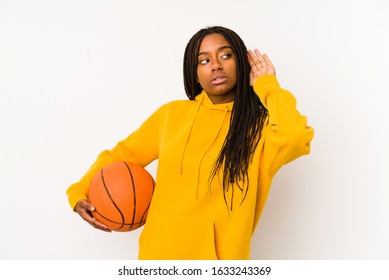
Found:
[87,161,155,232]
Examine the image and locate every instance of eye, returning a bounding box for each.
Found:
[198,58,209,65]
[221,53,232,59]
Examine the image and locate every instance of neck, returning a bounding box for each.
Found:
[206,90,235,104]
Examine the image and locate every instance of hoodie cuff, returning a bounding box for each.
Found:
[253,75,280,104]
[67,184,89,211]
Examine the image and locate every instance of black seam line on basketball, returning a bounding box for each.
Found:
[123,162,136,230]
[139,174,155,224]
[101,168,125,230]
[93,210,144,226]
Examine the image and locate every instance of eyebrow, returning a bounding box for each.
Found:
[198,45,232,56]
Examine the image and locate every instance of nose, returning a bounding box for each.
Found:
[211,58,222,71]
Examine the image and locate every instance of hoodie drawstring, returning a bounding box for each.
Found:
[178,92,232,198]
[196,105,230,198]
[178,95,203,174]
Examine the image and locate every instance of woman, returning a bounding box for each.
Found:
[66,26,314,259]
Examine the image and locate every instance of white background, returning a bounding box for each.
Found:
[0,0,388,260]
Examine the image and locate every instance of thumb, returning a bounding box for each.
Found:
[82,200,95,211]
[76,199,95,212]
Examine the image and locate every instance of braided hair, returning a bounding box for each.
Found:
[183,26,268,211]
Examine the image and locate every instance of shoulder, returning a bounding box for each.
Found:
[157,99,197,113]
[164,99,195,107]
[147,99,198,123]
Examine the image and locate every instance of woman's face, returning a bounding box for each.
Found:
[197,33,237,104]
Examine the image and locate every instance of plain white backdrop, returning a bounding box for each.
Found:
[0,0,388,259]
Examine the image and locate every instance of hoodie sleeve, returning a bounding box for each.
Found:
[254,75,314,177]
[66,104,165,210]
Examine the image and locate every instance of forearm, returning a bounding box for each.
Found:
[254,75,314,175]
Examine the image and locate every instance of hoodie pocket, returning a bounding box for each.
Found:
[138,210,218,260]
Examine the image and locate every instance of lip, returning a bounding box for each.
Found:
[210,74,228,85]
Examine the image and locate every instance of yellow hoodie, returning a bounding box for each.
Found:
[66,75,314,259]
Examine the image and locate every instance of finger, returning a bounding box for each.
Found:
[263,53,276,75]
[247,50,261,71]
[254,49,266,67]
[252,49,265,71]
[81,210,112,232]
[81,200,94,210]
[79,209,95,223]
[75,200,112,232]
[75,205,95,220]
[247,50,257,68]
[263,53,273,66]
[75,199,91,210]
[76,203,96,222]
[91,218,112,232]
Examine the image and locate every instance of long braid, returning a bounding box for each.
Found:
[183,26,268,211]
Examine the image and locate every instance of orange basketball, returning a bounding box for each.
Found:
[87,161,155,232]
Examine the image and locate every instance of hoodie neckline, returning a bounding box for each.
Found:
[195,90,234,111]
